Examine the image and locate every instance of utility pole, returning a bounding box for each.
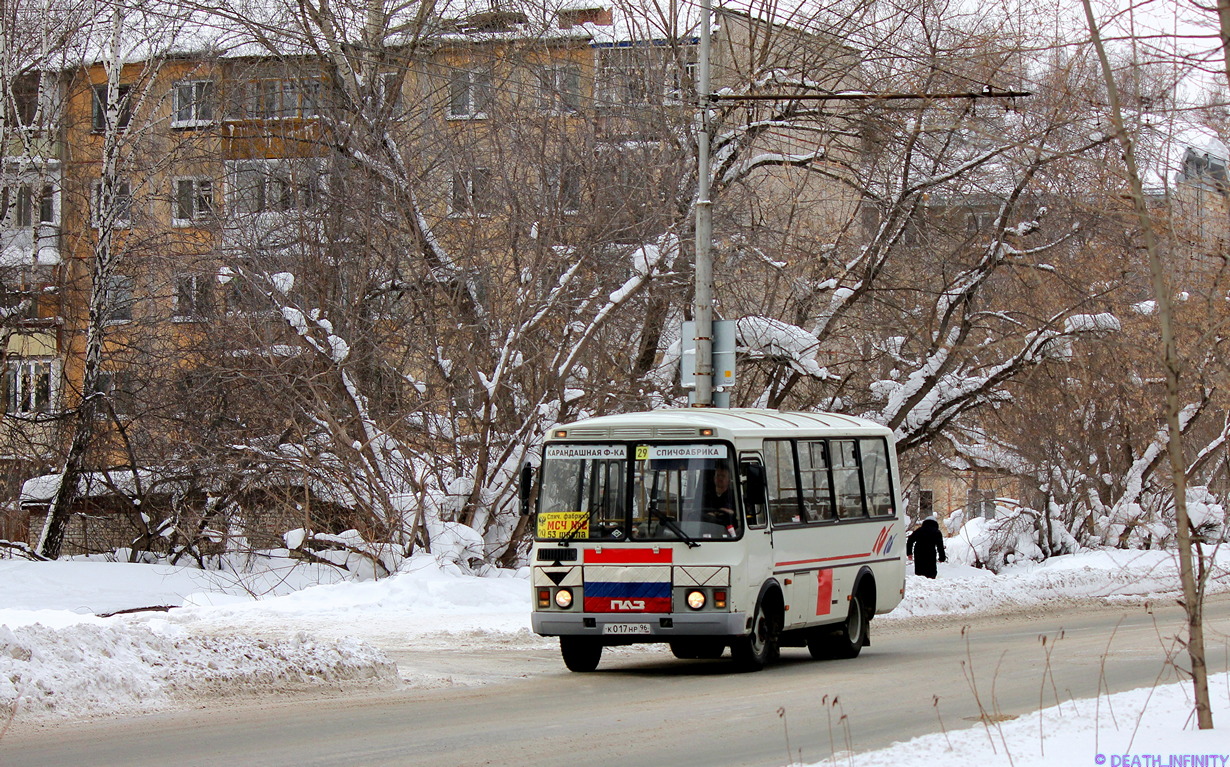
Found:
[692,0,715,407]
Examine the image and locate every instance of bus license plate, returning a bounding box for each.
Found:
[603,623,651,635]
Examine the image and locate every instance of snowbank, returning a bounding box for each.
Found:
[160,557,537,649]
[891,549,1230,619]
[1,622,396,721]
[807,671,1230,767]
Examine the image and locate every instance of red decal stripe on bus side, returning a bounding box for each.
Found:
[775,552,871,567]
[816,569,834,615]
[584,548,674,564]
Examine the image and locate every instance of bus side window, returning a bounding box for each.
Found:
[798,440,834,522]
[764,439,801,525]
[859,438,895,516]
[832,440,866,519]
[739,458,767,527]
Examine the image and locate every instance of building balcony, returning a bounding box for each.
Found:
[0,225,62,268]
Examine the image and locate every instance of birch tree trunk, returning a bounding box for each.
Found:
[37,4,127,559]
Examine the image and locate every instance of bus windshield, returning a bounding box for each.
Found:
[536,442,740,542]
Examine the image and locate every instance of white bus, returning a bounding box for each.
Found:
[523,408,906,672]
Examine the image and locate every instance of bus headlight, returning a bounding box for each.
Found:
[554,588,574,609]
[686,590,706,610]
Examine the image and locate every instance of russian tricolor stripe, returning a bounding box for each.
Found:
[583,564,672,613]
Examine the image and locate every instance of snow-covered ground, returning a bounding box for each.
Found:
[2,548,1229,766]
[808,673,1230,767]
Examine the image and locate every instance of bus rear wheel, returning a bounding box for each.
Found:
[732,598,781,671]
[560,636,603,672]
[808,594,868,660]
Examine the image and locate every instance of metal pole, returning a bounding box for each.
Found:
[693,0,714,407]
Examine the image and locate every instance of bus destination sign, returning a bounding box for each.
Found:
[544,444,628,460]
[537,511,590,539]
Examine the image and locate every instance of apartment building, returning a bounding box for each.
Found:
[5,1,862,554]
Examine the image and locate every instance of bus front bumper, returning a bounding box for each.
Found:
[532,611,749,639]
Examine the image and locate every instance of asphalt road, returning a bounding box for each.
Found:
[4,594,1229,767]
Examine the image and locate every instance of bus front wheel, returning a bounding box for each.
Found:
[560,636,603,672]
[732,597,781,671]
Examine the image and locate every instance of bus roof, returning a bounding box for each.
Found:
[549,409,893,441]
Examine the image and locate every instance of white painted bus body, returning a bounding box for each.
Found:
[528,409,907,669]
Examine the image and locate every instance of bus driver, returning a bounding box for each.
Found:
[702,465,737,532]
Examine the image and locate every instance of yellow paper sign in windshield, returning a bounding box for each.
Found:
[537,511,590,539]
[635,445,649,460]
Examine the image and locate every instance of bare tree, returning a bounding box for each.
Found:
[37,1,204,558]
[1082,0,1213,729]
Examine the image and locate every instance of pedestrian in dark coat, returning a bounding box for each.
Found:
[907,517,947,578]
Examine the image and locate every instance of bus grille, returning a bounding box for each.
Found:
[563,428,608,439]
[610,427,653,439]
[655,426,700,437]
[537,548,578,562]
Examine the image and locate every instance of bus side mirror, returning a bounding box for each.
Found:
[519,463,534,516]
[741,462,767,506]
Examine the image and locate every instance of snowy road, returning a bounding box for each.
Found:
[5,593,1229,767]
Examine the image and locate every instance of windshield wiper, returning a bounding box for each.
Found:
[644,470,699,547]
[653,511,699,548]
[560,507,600,545]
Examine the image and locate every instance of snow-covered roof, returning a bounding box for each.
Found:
[1124,115,1229,195]
[43,0,698,66]
[19,469,180,505]
[19,463,358,508]
[20,0,846,70]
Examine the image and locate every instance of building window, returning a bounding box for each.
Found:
[539,65,581,113]
[0,281,39,321]
[171,79,215,128]
[448,67,492,119]
[91,83,132,131]
[173,274,212,320]
[91,369,138,417]
[450,167,493,215]
[596,48,652,107]
[102,273,134,323]
[227,160,322,216]
[10,75,41,128]
[223,274,269,314]
[91,179,133,228]
[596,48,694,109]
[5,358,57,414]
[2,184,55,228]
[376,72,401,110]
[172,178,214,224]
[665,60,697,104]
[231,78,321,120]
[36,184,54,225]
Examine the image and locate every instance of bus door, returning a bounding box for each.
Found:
[738,453,773,604]
[763,439,834,628]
